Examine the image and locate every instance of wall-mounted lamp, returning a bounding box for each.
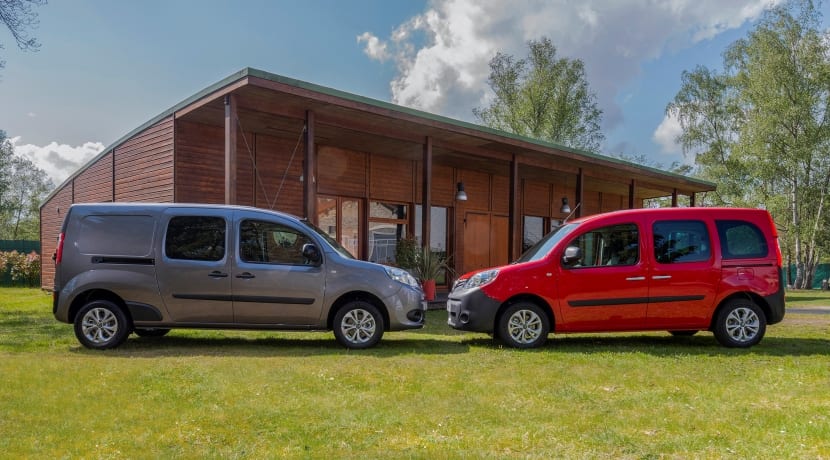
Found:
[559,197,571,214]
[455,182,468,201]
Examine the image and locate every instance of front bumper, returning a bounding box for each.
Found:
[384,286,427,330]
[446,288,502,333]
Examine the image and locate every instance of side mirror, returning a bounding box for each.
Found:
[302,243,322,264]
[562,246,582,266]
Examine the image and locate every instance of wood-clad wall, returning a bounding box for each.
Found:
[40,185,73,289]
[74,152,113,203]
[115,117,174,202]
[176,120,224,204]
[254,134,304,216]
[318,146,366,198]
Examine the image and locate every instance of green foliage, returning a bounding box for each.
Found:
[0,130,53,240]
[394,236,419,269]
[2,288,830,457]
[0,251,40,287]
[474,37,605,152]
[411,246,453,282]
[668,0,830,287]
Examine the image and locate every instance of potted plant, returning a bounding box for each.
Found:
[412,246,452,301]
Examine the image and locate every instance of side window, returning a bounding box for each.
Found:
[564,223,639,268]
[716,220,769,259]
[240,220,313,265]
[653,220,711,264]
[165,216,226,261]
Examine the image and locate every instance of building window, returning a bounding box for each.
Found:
[368,202,408,264]
[415,205,449,284]
[317,196,362,258]
[523,216,546,252]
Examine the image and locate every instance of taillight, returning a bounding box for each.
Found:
[55,232,65,264]
[767,212,783,267]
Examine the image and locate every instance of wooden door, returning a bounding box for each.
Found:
[463,212,510,273]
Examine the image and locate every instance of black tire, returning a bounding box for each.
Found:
[713,299,766,348]
[134,328,171,338]
[333,301,384,349]
[497,302,550,349]
[669,330,698,337]
[73,300,131,349]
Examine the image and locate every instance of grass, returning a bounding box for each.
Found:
[1,287,829,459]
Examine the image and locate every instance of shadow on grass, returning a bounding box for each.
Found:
[68,334,471,358]
[460,334,830,357]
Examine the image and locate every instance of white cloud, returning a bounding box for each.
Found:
[10,137,104,185]
[653,112,683,155]
[357,32,390,61]
[359,0,782,133]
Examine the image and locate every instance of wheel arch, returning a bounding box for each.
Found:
[68,289,132,326]
[326,291,389,331]
[709,291,770,331]
[495,293,555,333]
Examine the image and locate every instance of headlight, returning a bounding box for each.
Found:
[465,269,499,289]
[385,266,421,289]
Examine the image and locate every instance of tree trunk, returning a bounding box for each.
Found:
[792,181,804,289]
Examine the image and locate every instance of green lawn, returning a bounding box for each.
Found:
[1,288,828,458]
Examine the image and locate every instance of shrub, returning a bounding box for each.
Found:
[1,250,41,287]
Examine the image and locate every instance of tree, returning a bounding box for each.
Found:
[474,37,605,152]
[668,0,830,289]
[0,0,45,71]
[0,130,53,240]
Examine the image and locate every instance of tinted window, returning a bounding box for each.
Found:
[165,216,226,261]
[240,220,313,265]
[78,215,155,256]
[717,220,768,259]
[564,223,639,268]
[653,220,711,264]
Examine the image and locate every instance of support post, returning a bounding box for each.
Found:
[422,136,432,248]
[508,155,521,261]
[628,180,637,209]
[224,94,237,205]
[672,188,678,207]
[304,111,317,223]
[576,168,584,217]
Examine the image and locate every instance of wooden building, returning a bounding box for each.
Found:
[40,68,715,290]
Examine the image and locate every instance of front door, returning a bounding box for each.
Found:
[463,212,509,273]
[156,209,234,323]
[556,222,648,332]
[231,211,325,326]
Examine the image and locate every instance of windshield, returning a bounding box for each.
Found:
[301,220,356,260]
[514,223,579,264]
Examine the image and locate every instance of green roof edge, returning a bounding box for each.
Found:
[42,67,713,207]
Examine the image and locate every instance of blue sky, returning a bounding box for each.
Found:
[1,0,821,184]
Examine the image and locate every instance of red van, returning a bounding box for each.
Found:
[447,207,785,348]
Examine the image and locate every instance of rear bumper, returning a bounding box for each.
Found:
[765,268,786,325]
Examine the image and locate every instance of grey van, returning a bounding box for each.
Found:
[52,203,426,349]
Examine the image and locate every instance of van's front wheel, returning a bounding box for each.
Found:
[713,299,766,348]
[333,301,384,349]
[498,302,550,348]
[74,300,131,349]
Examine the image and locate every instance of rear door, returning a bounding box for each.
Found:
[156,208,234,323]
[556,219,649,332]
[645,218,719,329]
[231,210,326,326]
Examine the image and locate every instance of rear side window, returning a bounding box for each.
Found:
[717,220,768,259]
[165,216,226,261]
[653,220,711,264]
[77,215,155,256]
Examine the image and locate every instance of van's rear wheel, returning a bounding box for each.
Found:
[74,300,131,349]
[498,302,550,348]
[713,299,766,348]
[333,301,384,349]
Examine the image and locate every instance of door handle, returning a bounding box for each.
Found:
[652,275,672,280]
[236,272,256,279]
[625,276,646,281]
[208,271,228,278]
